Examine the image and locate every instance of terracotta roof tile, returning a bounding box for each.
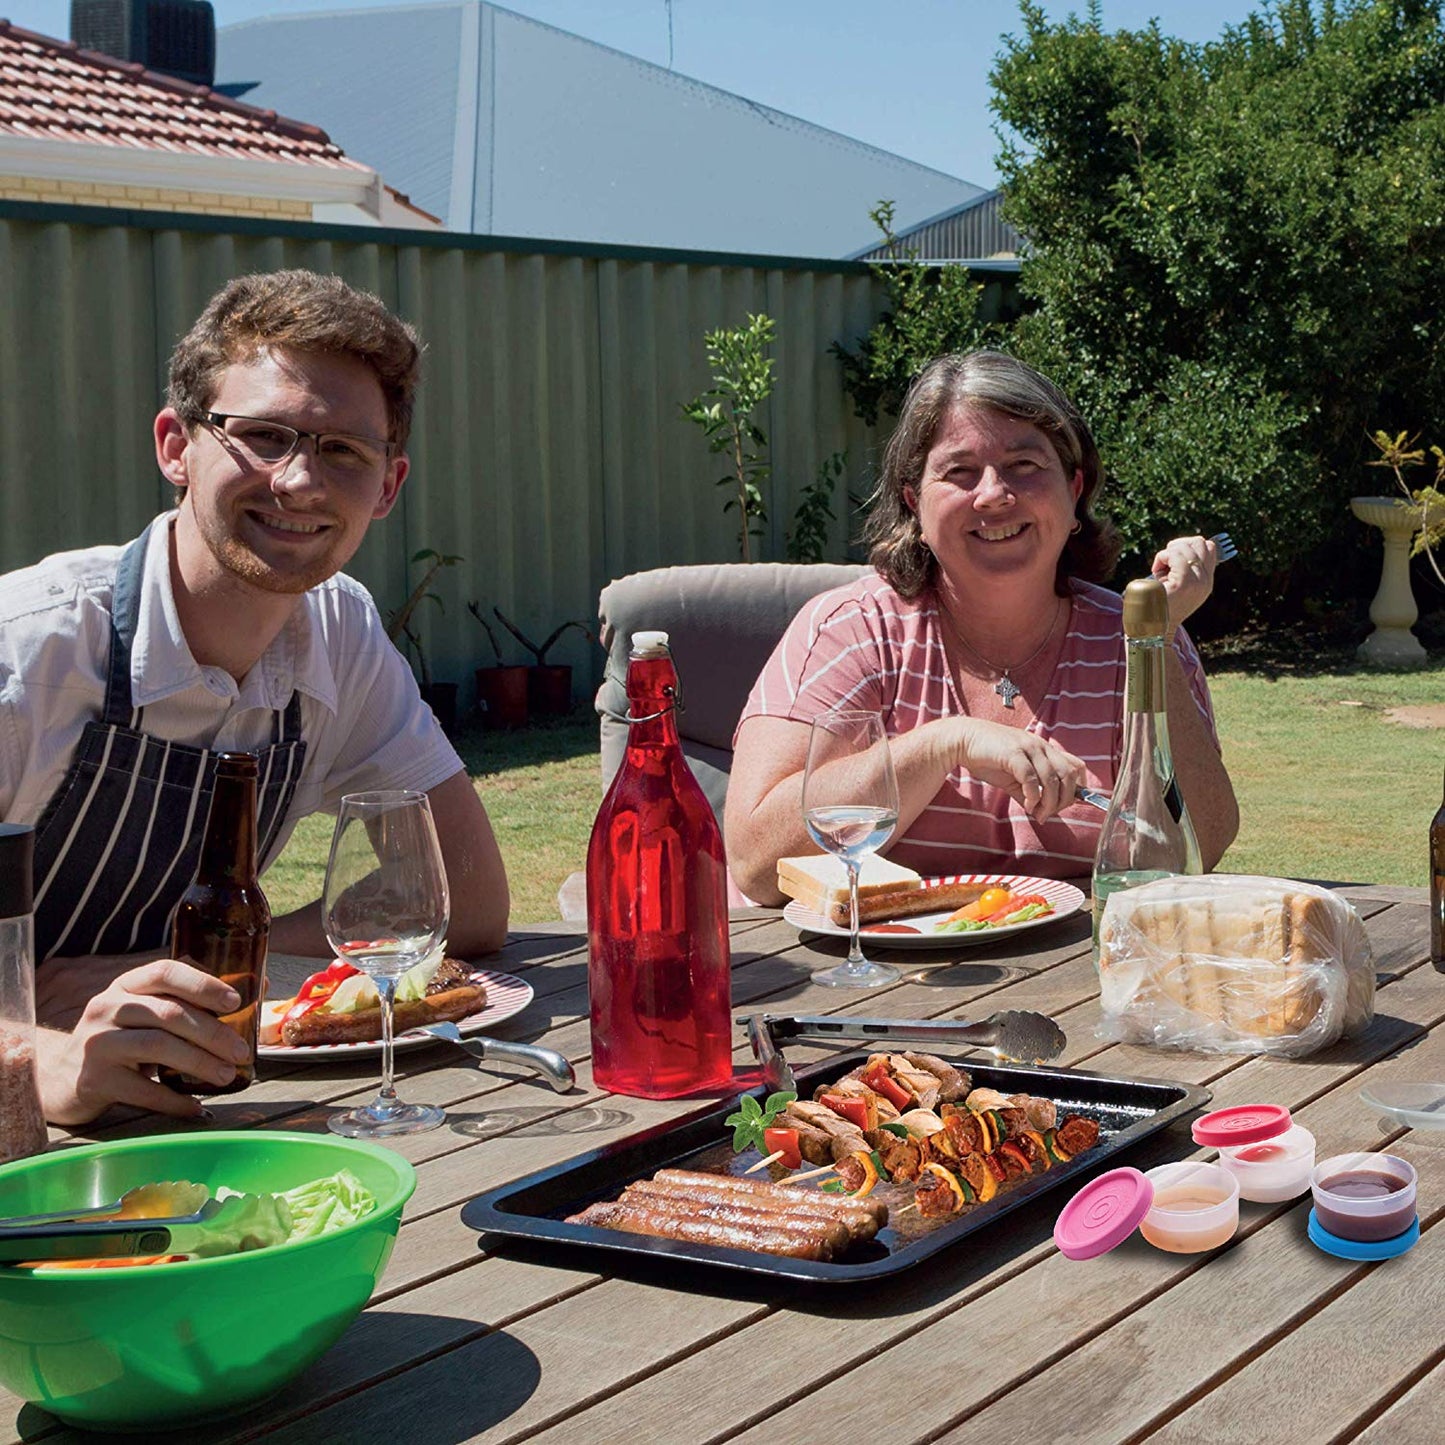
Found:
[0,19,368,172]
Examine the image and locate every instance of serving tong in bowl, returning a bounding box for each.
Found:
[745,1011,1068,1093]
[0,1191,277,1264]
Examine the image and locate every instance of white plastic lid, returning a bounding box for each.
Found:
[630,630,671,657]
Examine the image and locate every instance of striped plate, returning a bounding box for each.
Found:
[257,968,535,1061]
[783,873,1086,951]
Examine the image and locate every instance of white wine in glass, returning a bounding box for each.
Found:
[801,710,900,988]
[322,790,450,1137]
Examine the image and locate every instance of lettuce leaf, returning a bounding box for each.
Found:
[278,1169,378,1242]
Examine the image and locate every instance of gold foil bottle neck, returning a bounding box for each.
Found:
[1122,578,1169,639]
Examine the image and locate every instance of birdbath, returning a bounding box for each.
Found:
[1350,496,1428,666]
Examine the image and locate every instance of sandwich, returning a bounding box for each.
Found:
[260,951,486,1047]
[777,854,988,928]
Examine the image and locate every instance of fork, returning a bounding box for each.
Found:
[1211,531,1238,564]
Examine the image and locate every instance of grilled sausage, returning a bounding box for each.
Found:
[280,982,485,1046]
[619,1183,853,1251]
[651,1169,888,1227]
[568,1201,835,1259]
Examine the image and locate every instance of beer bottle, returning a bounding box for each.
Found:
[1431,763,1445,971]
[157,752,271,1095]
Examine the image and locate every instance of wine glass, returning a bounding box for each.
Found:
[322,790,450,1137]
[801,710,901,988]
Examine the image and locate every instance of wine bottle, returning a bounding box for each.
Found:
[1092,578,1202,954]
[157,752,271,1095]
[586,631,733,1098]
[1431,763,1445,971]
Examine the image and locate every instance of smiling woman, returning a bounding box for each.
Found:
[724,350,1240,903]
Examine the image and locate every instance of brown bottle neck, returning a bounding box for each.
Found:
[197,764,259,885]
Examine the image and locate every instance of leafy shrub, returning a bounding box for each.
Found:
[992,0,1445,594]
[832,202,998,427]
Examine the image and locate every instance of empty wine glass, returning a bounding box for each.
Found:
[801,710,901,988]
[322,790,450,1137]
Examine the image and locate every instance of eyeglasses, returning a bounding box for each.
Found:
[203,412,398,482]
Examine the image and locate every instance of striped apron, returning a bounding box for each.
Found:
[31,523,307,963]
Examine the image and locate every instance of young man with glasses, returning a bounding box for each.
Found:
[0,269,510,1124]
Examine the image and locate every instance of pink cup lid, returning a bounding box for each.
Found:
[1191,1104,1291,1149]
[1053,1167,1154,1259]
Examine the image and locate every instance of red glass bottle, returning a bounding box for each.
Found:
[587,631,733,1098]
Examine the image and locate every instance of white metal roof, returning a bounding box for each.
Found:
[217,1,984,257]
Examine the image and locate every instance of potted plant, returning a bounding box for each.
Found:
[468,601,531,728]
[386,549,463,733]
[492,607,593,715]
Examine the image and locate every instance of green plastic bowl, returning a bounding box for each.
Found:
[0,1130,415,1432]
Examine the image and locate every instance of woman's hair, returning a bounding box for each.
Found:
[167,269,423,446]
[862,350,1121,598]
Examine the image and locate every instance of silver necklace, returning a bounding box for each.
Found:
[940,597,1064,709]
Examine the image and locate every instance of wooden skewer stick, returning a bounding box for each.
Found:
[896,1203,920,1217]
[744,1150,785,1174]
[780,1163,838,1184]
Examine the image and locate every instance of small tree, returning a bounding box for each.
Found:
[831,200,997,427]
[681,313,775,561]
[786,451,846,563]
[386,548,462,687]
[1368,430,1445,585]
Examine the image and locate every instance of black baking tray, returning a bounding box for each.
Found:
[460,1055,1211,1283]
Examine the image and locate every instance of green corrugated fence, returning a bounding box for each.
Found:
[0,201,1015,706]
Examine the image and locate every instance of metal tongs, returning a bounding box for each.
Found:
[0,1193,278,1264]
[746,1011,1067,1093]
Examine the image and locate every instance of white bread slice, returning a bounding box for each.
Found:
[777,853,921,915]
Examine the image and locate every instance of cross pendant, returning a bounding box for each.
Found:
[994,673,1021,709]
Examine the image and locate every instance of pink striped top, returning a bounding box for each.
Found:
[736,573,1219,879]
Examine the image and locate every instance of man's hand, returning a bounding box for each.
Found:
[952,718,1087,823]
[36,959,252,1126]
[1151,534,1219,637]
[35,950,167,1031]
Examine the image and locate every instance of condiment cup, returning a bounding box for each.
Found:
[1138,1162,1240,1254]
[1190,1105,1317,1204]
[1310,1153,1417,1245]
[1054,1162,1240,1261]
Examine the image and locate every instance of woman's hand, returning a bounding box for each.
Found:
[36,959,251,1125]
[950,718,1087,823]
[1151,534,1219,636]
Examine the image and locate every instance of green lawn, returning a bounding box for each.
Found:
[265,709,600,926]
[264,658,1443,925]
[1209,661,1443,887]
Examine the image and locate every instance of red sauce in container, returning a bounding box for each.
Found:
[1313,1166,1415,1242]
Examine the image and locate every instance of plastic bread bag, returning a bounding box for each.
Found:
[1095,875,1375,1058]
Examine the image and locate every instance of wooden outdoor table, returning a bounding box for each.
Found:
[10,881,1442,1445]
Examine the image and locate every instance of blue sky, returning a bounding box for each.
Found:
[11,0,1268,185]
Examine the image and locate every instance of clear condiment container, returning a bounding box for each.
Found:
[1191,1103,1316,1202]
[1310,1153,1417,1244]
[1053,1162,1239,1261]
[1138,1162,1240,1253]
[0,824,46,1164]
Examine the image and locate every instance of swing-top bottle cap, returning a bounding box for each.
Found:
[1122,577,1169,639]
[629,630,672,657]
[0,823,34,920]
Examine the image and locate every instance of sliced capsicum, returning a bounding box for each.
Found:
[861,1063,914,1112]
[281,959,362,1028]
